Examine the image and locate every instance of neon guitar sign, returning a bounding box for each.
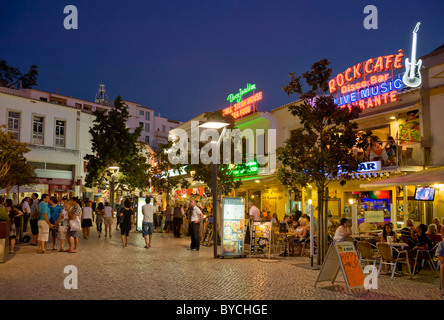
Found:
[402,22,422,88]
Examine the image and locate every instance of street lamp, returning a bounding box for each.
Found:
[199,120,229,258]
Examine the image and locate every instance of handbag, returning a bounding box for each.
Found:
[69,216,81,231]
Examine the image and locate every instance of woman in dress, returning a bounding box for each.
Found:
[5,199,23,254]
[95,202,105,238]
[119,198,134,247]
[104,202,113,238]
[81,200,93,239]
[59,198,70,252]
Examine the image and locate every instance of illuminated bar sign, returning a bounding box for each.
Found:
[330,50,406,110]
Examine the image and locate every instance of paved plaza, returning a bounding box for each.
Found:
[1,223,442,300]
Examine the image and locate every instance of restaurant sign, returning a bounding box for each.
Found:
[222,83,262,120]
[330,22,423,111]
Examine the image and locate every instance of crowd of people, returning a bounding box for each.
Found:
[0,194,209,255]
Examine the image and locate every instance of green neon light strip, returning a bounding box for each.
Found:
[230,160,259,177]
[227,83,257,103]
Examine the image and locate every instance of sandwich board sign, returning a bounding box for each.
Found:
[314,241,365,294]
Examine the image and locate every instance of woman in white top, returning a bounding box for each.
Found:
[81,200,94,239]
[334,218,352,242]
[59,198,70,252]
[104,202,113,238]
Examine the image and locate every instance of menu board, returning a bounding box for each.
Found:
[250,221,272,255]
[136,197,145,232]
[221,197,246,256]
[315,241,364,294]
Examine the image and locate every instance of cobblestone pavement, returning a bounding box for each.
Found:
[1,223,441,300]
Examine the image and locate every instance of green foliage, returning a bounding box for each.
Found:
[185,110,244,196]
[0,125,37,193]
[277,59,362,190]
[84,96,151,191]
[0,60,38,88]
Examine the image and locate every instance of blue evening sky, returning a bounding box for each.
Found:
[1,0,443,121]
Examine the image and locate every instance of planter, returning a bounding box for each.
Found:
[0,221,10,263]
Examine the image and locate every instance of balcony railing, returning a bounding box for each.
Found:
[353,139,422,168]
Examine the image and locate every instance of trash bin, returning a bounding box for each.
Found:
[0,221,10,263]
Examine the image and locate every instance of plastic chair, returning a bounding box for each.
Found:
[357,241,379,267]
[377,242,412,280]
[412,242,440,277]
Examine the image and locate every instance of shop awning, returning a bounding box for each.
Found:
[360,167,444,188]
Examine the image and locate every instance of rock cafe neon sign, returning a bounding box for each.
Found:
[330,50,406,110]
[222,83,262,119]
[330,22,423,110]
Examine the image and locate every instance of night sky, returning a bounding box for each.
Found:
[1,0,443,122]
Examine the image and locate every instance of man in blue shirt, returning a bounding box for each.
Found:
[48,196,63,250]
[37,194,53,254]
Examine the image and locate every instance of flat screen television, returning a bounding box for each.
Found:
[414,187,435,201]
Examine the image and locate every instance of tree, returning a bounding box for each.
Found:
[150,141,190,204]
[185,110,245,199]
[0,60,39,88]
[0,125,37,197]
[277,59,362,265]
[84,96,151,208]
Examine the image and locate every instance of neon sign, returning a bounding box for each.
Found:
[329,50,405,94]
[227,83,257,103]
[222,91,262,119]
[230,160,259,177]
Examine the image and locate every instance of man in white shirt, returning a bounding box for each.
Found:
[142,197,154,248]
[188,200,203,251]
[248,202,261,222]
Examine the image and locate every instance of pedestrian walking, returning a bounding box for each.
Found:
[116,199,124,230]
[119,198,134,247]
[141,197,154,248]
[81,200,93,239]
[5,199,23,254]
[21,197,31,233]
[95,202,105,238]
[37,194,53,254]
[173,203,185,238]
[29,193,39,246]
[58,198,70,252]
[188,200,203,251]
[67,197,81,253]
[104,202,113,238]
[163,204,173,233]
[48,196,63,251]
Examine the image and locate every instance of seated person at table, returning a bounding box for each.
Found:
[400,219,417,249]
[288,218,308,256]
[426,224,443,243]
[380,222,398,243]
[408,224,433,275]
[279,216,290,233]
[333,218,352,242]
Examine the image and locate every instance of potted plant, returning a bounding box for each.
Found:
[0,207,10,263]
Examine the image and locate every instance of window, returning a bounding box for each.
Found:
[162,125,166,132]
[7,111,20,140]
[139,110,144,116]
[145,123,150,132]
[145,112,150,121]
[139,122,144,129]
[145,136,150,143]
[32,116,44,145]
[55,120,66,147]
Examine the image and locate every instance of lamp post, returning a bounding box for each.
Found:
[199,121,229,258]
[109,166,119,214]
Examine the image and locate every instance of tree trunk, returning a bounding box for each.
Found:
[110,177,115,215]
[317,188,324,265]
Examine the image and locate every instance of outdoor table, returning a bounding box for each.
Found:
[275,232,294,257]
